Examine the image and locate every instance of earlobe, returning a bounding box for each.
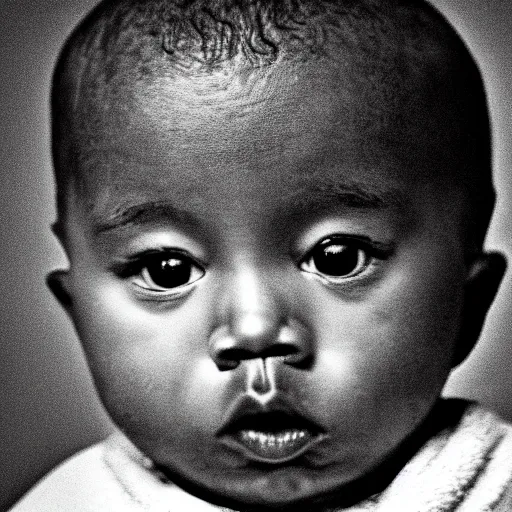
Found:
[46,269,73,313]
[453,251,507,367]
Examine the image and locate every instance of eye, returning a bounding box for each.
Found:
[129,251,205,297]
[300,237,378,283]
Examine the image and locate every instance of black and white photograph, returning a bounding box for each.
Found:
[1,1,512,510]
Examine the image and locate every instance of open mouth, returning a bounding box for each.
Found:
[218,400,324,464]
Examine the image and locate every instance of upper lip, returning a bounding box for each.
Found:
[217,394,324,438]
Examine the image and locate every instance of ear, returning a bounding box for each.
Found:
[452,251,507,367]
[46,269,73,315]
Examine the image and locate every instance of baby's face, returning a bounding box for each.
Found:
[58,62,477,508]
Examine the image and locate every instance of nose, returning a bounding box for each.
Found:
[209,269,314,371]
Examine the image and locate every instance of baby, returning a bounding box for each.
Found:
[10,0,512,510]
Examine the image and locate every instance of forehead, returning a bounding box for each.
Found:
[70,58,457,231]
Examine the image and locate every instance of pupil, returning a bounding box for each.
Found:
[313,244,360,277]
[147,257,191,288]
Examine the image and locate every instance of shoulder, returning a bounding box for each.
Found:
[454,402,512,511]
[375,400,512,512]
[8,434,220,512]
[8,440,138,512]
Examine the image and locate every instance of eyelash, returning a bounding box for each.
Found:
[113,236,392,301]
[113,249,206,301]
[299,236,393,285]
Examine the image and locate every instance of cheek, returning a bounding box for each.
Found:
[69,279,223,435]
[311,251,465,438]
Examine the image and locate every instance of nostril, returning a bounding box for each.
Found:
[219,347,254,364]
[284,351,314,369]
[263,344,299,359]
[216,359,240,372]
[219,344,297,363]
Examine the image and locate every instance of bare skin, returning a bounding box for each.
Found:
[49,60,505,510]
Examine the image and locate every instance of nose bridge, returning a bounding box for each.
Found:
[230,264,280,315]
[227,264,283,344]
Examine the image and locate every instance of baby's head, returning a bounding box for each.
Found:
[48,0,506,509]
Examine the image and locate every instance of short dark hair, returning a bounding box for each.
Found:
[51,0,495,251]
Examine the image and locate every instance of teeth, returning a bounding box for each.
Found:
[241,429,307,447]
[232,426,317,461]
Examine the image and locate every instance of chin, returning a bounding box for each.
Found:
[154,459,374,512]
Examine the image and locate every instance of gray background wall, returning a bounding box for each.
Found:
[0,0,511,509]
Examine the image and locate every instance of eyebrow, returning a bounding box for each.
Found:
[92,201,199,235]
[285,180,407,213]
[92,180,406,235]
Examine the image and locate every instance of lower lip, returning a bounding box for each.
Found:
[227,428,320,463]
